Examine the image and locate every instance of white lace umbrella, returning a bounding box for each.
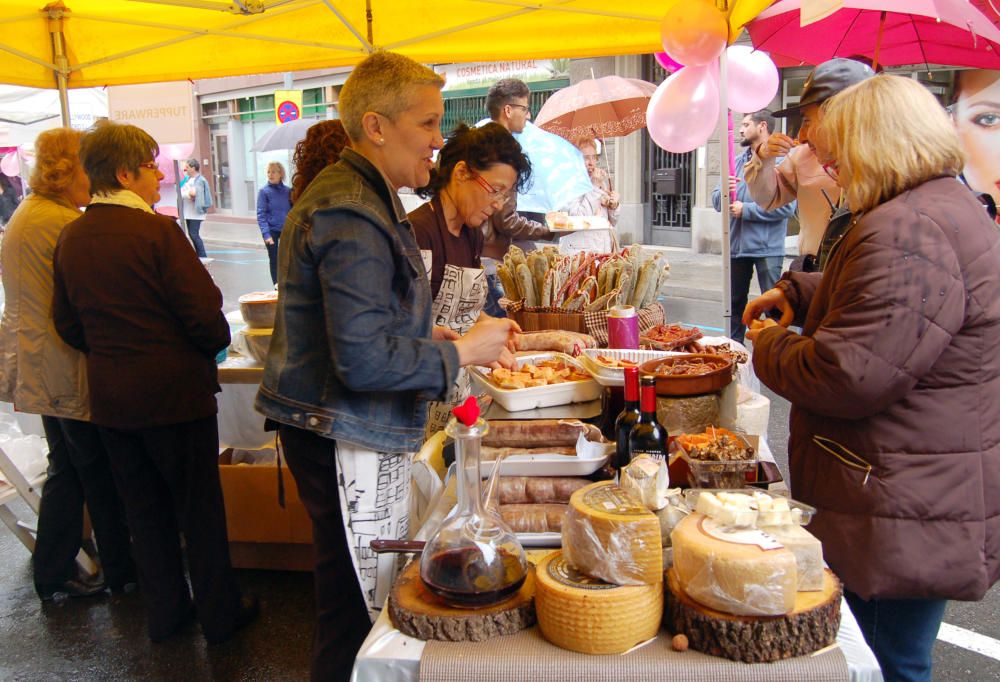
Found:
[534,76,658,143]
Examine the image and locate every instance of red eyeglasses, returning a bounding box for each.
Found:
[471,172,508,203]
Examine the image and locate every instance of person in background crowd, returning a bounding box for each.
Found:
[712,110,796,344]
[0,127,135,602]
[482,78,555,315]
[744,58,874,269]
[744,75,1000,682]
[181,158,211,258]
[256,161,291,285]
[951,69,1000,222]
[254,51,520,682]
[290,119,351,204]
[565,137,619,226]
[0,174,20,225]
[52,120,257,645]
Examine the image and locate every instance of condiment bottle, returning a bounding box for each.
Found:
[629,375,668,462]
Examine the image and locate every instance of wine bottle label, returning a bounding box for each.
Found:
[631,448,667,461]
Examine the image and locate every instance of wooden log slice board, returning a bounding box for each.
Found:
[388,559,537,642]
[665,566,842,663]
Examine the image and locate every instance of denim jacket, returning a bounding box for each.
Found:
[255,149,460,452]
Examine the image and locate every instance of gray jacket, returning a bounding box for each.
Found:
[255,149,460,453]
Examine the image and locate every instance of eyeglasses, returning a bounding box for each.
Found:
[507,103,530,115]
[821,160,839,182]
[138,162,159,171]
[471,172,509,203]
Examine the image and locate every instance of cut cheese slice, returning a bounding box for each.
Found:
[535,550,663,655]
[763,524,824,591]
[671,512,797,616]
[561,481,663,585]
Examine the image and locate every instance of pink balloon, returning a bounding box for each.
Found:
[654,52,684,73]
[646,65,720,153]
[726,45,780,113]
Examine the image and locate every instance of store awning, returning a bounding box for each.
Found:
[0,0,769,90]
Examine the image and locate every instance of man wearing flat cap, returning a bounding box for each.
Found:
[743,58,874,269]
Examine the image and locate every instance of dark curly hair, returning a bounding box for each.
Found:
[290,120,350,203]
[416,123,531,200]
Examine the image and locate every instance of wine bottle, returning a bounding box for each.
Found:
[613,366,641,474]
[629,375,668,462]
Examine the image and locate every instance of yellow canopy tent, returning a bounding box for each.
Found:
[0,0,768,119]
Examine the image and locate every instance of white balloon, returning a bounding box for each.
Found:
[646,64,720,153]
[726,45,780,113]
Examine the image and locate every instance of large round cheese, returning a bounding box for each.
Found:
[671,512,797,616]
[535,551,662,655]
[561,481,663,585]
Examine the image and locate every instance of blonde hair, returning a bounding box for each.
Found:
[819,75,964,214]
[337,51,444,143]
[267,161,285,181]
[29,128,84,198]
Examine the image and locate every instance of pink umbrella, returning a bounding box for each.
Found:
[534,75,658,143]
[747,0,1000,69]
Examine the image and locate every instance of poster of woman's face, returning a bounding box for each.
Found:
[953,69,1000,206]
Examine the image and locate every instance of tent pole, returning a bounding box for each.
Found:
[46,3,72,127]
[719,49,732,339]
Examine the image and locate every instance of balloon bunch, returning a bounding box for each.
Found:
[648,0,779,153]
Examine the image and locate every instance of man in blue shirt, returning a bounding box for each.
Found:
[712,110,796,343]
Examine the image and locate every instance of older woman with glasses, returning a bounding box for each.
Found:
[52,120,257,645]
[254,52,519,682]
[744,75,1000,682]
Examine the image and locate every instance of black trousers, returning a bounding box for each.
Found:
[99,416,241,641]
[279,425,371,682]
[264,232,281,285]
[34,416,135,589]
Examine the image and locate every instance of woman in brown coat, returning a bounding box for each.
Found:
[745,75,1000,682]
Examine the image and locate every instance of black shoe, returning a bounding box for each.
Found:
[149,602,197,643]
[36,578,107,602]
[205,595,260,645]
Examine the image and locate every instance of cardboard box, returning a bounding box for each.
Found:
[218,449,314,570]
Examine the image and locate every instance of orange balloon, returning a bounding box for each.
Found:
[660,0,728,67]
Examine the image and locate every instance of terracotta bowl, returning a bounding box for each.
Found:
[638,353,734,397]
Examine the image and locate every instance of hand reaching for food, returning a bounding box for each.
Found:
[455,316,521,368]
[759,133,797,161]
[742,287,794,329]
[744,317,778,342]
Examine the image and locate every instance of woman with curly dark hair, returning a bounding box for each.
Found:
[290,119,350,203]
[409,122,531,307]
[409,122,531,434]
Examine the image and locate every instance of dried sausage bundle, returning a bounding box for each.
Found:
[497,477,589,504]
[500,503,568,533]
[482,419,600,449]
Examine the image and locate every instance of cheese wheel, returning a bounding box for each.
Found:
[535,550,663,655]
[764,523,824,591]
[561,481,663,585]
[671,513,797,616]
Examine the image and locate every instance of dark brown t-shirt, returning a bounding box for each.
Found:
[408,196,484,300]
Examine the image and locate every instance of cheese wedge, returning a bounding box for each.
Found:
[535,550,663,655]
[562,481,663,585]
[671,512,797,616]
[762,523,824,591]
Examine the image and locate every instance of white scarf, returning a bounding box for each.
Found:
[89,189,155,214]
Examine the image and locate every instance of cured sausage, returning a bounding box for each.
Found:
[513,331,598,356]
[497,477,589,504]
[500,503,568,533]
[481,446,578,461]
[482,419,595,448]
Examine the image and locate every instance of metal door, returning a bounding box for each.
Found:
[210,132,232,210]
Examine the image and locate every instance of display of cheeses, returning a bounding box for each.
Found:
[561,481,663,586]
[534,550,663,655]
[671,512,798,616]
[690,490,812,528]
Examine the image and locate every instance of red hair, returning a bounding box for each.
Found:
[290,120,350,203]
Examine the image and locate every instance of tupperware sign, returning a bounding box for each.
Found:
[107,81,195,146]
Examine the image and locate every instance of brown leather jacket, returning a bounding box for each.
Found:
[752,177,1000,601]
[481,191,553,261]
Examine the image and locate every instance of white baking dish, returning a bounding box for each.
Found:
[469,353,601,412]
[579,348,679,387]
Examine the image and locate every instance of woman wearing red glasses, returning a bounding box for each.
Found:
[408,122,531,433]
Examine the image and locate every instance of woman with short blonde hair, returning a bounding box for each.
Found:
[1,127,135,602]
[815,75,964,214]
[744,74,1000,681]
[256,160,290,284]
[256,50,519,681]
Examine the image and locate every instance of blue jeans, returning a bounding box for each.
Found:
[186,219,207,258]
[730,255,783,343]
[845,590,947,682]
[484,272,507,318]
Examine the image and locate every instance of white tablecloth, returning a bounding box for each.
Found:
[351,596,882,682]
